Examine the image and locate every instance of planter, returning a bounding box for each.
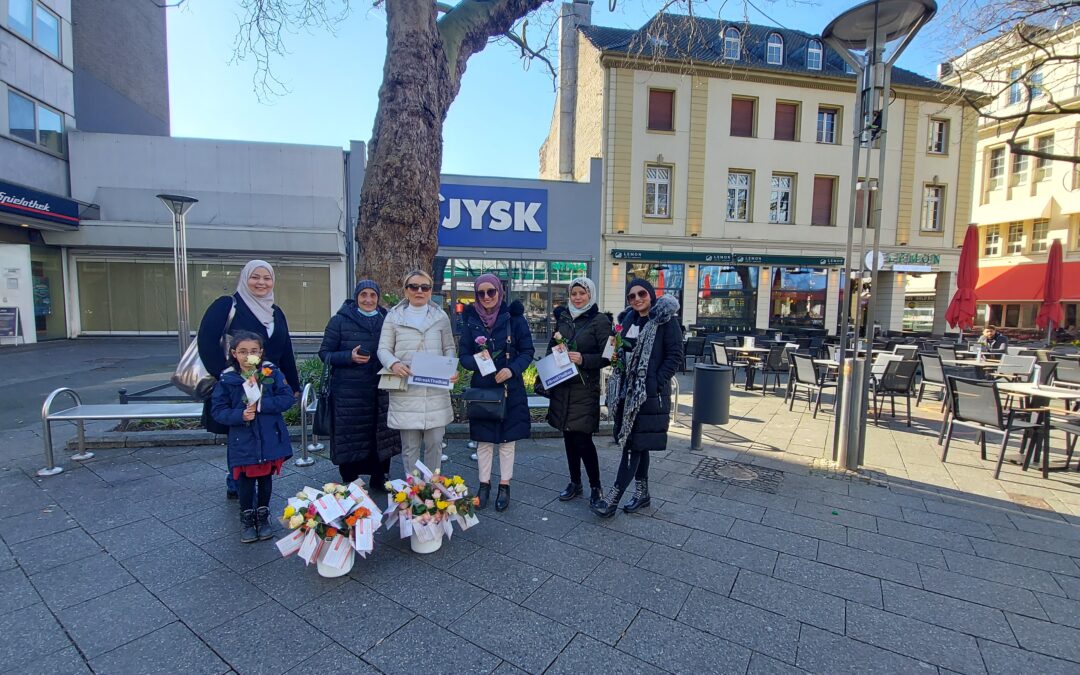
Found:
[410,529,444,554]
[316,540,355,577]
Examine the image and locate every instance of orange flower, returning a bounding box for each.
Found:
[354,507,371,519]
[325,527,338,538]
[344,514,358,527]
[261,367,273,377]
[472,496,480,507]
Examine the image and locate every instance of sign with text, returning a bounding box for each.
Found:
[0,307,20,338]
[438,184,547,250]
[612,250,845,267]
[0,180,80,228]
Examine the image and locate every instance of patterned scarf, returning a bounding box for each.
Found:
[611,294,680,448]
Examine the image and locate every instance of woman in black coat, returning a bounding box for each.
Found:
[458,274,535,512]
[545,277,611,508]
[318,280,401,487]
[592,278,683,518]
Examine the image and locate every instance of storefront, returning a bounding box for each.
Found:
[976,261,1080,331]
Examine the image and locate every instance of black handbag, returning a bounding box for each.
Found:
[312,361,333,436]
[462,386,507,421]
[201,397,229,435]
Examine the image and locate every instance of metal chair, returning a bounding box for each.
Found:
[1052,358,1080,389]
[872,360,919,427]
[712,343,748,384]
[893,344,919,361]
[789,353,835,418]
[937,345,957,361]
[683,337,707,372]
[750,345,788,396]
[916,353,947,409]
[941,377,1041,479]
[1034,361,1058,386]
[994,355,1037,380]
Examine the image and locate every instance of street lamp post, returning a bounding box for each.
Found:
[156,194,199,356]
[824,0,936,468]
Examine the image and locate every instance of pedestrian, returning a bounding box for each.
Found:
[198,260,300,500]
[377,270,457,477]
[592,279,683,518]
[545,277,611,508]
[211,331,296,543]
[459,274,535,511]
[318,279,401,489]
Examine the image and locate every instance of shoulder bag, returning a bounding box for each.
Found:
[173,299,236,400]
[378,368,408,392]
[462,330,511,421]
[312,360,333,436]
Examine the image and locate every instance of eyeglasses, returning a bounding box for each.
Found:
[405,284,432,292]
[234,349,263,355]
[477,288,499,299]
[627,290,650,301]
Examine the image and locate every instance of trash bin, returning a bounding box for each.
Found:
[691,364,732,449]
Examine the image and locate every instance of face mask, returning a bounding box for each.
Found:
[357,307,379,317]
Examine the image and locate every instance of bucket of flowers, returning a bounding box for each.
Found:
[384,462,480,554]
[275,481,383,577]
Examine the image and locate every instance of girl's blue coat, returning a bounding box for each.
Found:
[210,364,296,469]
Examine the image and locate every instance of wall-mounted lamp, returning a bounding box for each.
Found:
[656,153,664,163]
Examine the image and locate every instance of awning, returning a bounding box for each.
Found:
[977,261,1080,302]
[0,179,80,231]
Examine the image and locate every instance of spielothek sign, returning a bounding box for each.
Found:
[438,184,547,250]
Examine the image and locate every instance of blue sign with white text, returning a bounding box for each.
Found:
[438,184,547,250]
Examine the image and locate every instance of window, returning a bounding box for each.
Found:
[6,90,63,154]
[984,225,1001,256]
[987,147,1005,190]
[845,61,856,74]
[1036,135,1054,181]
[1007,222,1024,254]
[730,98,756,137]
[811,176,836,226]
[774,102,798,141]
[1011,141,1029,185]
[928,118,949,154]
[1030,68,1044,98]
[724,28,741,60]
[627,263,684,319]
[766,33,784,65]
[727,172,752,221]
[644,165,671,218]
[769,174,793,223]
[7,91,36,144]
[7,0,32,39]
[816,107,839,144]
[1032,219,1049,252]
[698,266,758,328]
[770,267,828,329]
[921,185,944,232]
[1008,67,1023,105]
[647,89,674,132]
[7,1,59,57]
[806,40,823,71]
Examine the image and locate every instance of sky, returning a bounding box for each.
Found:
[167,0,956,179]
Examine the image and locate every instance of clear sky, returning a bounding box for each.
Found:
[167,0,953,179]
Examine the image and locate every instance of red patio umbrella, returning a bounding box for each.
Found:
[656,269,665,297]
[945,224,980,331]
[702,273,711,298]
[1035,238,1064,336]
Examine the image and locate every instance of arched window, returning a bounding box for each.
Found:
[724,27,741,60]
[807,39,823,71]
[766,33,784,65]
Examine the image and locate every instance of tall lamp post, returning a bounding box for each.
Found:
[156,194,199,356]
[823,0,936,468]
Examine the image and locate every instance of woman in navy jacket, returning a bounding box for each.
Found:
[458,274,535,511]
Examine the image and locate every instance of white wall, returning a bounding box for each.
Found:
[0,244,35,344]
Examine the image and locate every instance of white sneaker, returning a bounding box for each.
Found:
[467,441,477,449]
[470,453,478,461]
[441,454,448,462]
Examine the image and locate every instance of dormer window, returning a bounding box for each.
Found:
[766,33,784,65]
[807,39,823,71]
[724,27,741,60]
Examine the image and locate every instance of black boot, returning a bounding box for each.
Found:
[559,482,582,501]
[477,483,491,509]
[590,485,625,518]
[623,480,651,513]
[255,506,274,540]
[369,474,387,493]
[226,489,238,500]
[589,486,603,509]
[495,484,510,512]
[240,509,257,543]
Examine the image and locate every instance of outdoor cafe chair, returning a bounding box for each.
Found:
[941,377,1041,480]
[712,344,749,384]
[871,360,919,427]
[937,345,958,361]
[893,344,919,361]
[1034,361,1058,387]
[994,355,1037,381]
[916,353,948,409]
[789,353,835,418]
[1052,358,1080,390]
[683,337,707,372]
[750,345,788,396]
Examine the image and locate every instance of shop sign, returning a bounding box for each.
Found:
[0,307,19,338]
[438,184,547,250]
[733,254,845,267]
[612,249,731,262]
[885,251,940,266]
[611,250,845,266]
[0,180,80,228]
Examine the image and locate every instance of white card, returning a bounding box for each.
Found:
[297,529,321,565]
[336,495,357,515]
[553,346,572,367]
[407,351,458,390]
[400,517,413,538]
[242,380,262,405]
[354,527,374,552]
[275,529,305,557]
[625,324,640,339]
[536,352,579,390]
[464,513,479,529]
[414,460,433,480]
[475,350,497,376]
[320,535,351,570]
[442,518,454,540]
[314,495,346,522]
[302,486,322,500]
[602,336,615,361]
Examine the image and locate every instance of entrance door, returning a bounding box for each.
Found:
[29,246,66,340]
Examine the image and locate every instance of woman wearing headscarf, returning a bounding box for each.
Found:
[458,274,535,511]
[319,280,400,488]
[592,278,683,518]
[199,260,300,500]
[545,277,611,508]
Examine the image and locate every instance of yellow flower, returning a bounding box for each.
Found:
[305,518,317,529]
[288,515,304,529]
[295,491,307,500]
[452,476,465,486]
[323,483,338,493]
[435,500,449,510]
[446,504,458,515]
[283,506,296,519]
[394,491,407,503]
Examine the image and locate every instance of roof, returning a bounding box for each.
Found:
[580,13,946,92]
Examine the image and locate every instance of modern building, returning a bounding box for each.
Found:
[941,21,1080,333]
[541,5,978,335]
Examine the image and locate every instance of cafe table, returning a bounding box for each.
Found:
[729,346,771,390]
[997,382,1080,479]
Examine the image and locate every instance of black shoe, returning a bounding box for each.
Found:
[559,482,582,501]
[623,479,651,513]
[240,509,258,543]
[255,506,274,540]
[226,489,238,500]
[477,483,491,509]
[495,484,510,512]
[590,486,624,518]
[589,486,603,509]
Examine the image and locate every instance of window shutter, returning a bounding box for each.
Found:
[812,177,834,225]
[648,90,674,131]
[774,103,797,141]
[730,99,755,137]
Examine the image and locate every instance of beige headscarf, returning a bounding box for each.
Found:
[236,260,276,328]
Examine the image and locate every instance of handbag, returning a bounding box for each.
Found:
[378,368,408,392]
[172,300,236,399]
[462,386,507,421]
[312,361,333,436]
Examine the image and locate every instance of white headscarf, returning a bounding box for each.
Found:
[567,277,597,319]
[236,260,276,328]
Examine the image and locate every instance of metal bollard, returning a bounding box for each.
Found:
[690,364,732,450]
[294,383,316,467]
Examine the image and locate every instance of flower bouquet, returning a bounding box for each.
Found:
[274,481,383,577]
[384,461,479,554]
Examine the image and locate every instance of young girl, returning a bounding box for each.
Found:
[211,331,296,543]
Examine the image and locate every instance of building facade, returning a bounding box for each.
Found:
[541,7,977,335]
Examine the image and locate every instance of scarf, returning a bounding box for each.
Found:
[474,273,504,330]
[236,260,276,328]
[567,277,597,319]
[610,294,680,449]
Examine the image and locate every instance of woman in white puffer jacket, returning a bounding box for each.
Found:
[377,270,457,476]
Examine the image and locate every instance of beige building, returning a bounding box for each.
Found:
[541,6,978,335]
[941,22,1080,333]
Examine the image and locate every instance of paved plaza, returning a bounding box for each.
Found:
[2,340,1080,673]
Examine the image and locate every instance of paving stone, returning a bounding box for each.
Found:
[0,539,15,571]
[772,554,882,608]
[164,503,238,545]
[880,580,1016,644]
[345,543,428,587]
[23,645,91,674]
[636,543,739,595]
[977,638,1080,675]
[0,482,60,517]
[919,565,1049,619]
[923,499,1017,527]
[91,518,184,560]
[11,527,102,575]
[582,559,690,618]
[678,588,801,663]
[990,525,1080,558]
[448,548,550,603]
[243,555,348,611]
[544,633,666,675]
[682,530,778,574]
[817,541,923,586]
[617,609,751,674]
[723,485,797,511]
[58,584,176,658]
[284,643,380,674]
[363,616,501,674]
[374,566,487,627]
[875,517,977,554]
[599,511,695,547]
[792,500,877,532]
[449,595,574,673]
[653,500,736,536]
[157,568,269,630]
[688,492,767,522]
[845,529,948,568]
[502,533,603,582]
[759,508,847,545]
[747,652,810,674]
[819,492,905,521]
[1036,592,1080,629]
[561,521,652,563]
[968,538,1080,577]
[795,624,937,674]
[120,539,224,592]
[1006,612,1080,663]
[204,600,330,674]
[847,483,929,511]
[0,566,38,612]
[1004,514,1080,541]
[943,549,1065,595]
[456,517,534,555]
[488,501,579,539]
[1052,572,1080,599]
[522,575,639,645]
[845,602,986,674]
[30,551,135,610]
[902,507,996,539]
[89,621,230,675]
[0,602,73,671]
[202,530,284,574]
[730,570,845,633]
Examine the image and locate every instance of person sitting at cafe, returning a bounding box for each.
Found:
[978,325,1008,352]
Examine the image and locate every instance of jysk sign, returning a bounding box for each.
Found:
[438,185,547,250]
[0,180,80,228]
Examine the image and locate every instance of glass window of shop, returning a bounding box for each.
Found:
[626,262,684,319]
[697,265,757,329]
[770,267,827,329]
[29,246,67,340]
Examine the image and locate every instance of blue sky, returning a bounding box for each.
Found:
[167,1,950,179]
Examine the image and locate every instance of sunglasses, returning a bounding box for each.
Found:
[405,284,432,292]
[477,288,499,299]
[627,290,650,301]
